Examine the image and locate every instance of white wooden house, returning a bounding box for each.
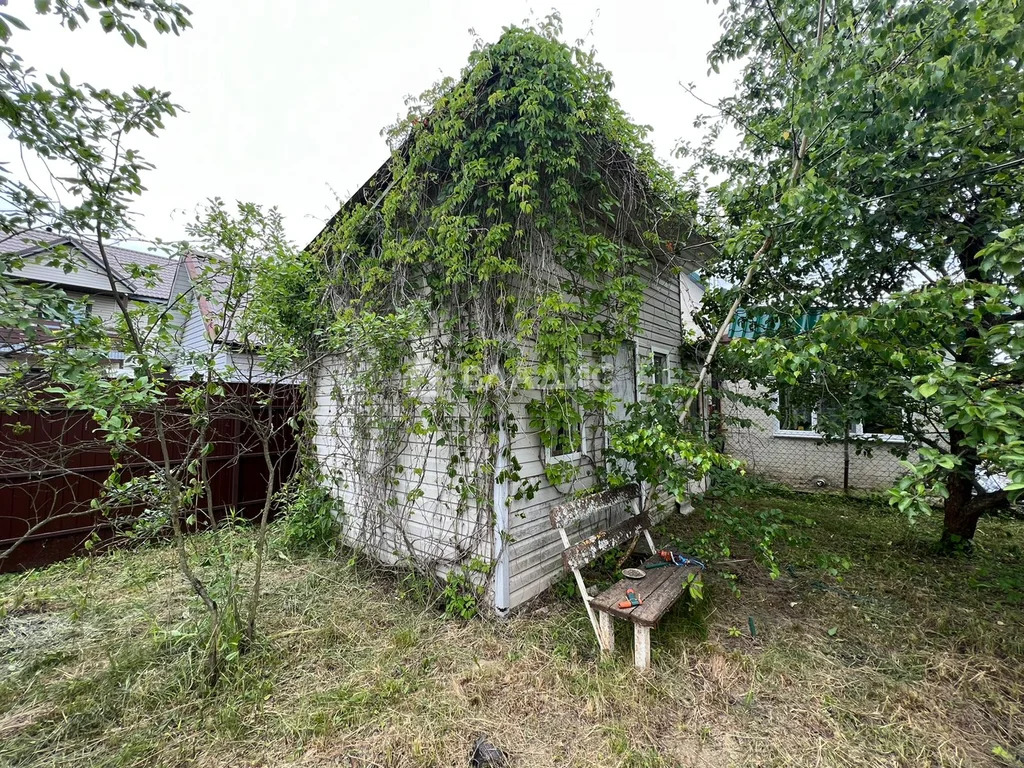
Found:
[308,166,711,615]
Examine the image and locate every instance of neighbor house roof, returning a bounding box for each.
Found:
[0,229,178,302]
[728,309,824,340]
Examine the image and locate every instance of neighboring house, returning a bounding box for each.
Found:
[1,229,268,382]
[720,311,910,491]
[0,228,178,370]
[165,252,271,383]
[308,127,712,613]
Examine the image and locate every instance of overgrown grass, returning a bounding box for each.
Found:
[1,493,1021,767]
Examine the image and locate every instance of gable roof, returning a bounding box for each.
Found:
[178,251,253,347]
[0,229,178,302]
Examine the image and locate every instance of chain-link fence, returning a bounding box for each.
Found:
[721,382,910,493]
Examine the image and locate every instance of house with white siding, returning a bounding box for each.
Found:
[311,246,709,615]
[164,252,274,382]
[1,229,266,381]
[306,63,713,615]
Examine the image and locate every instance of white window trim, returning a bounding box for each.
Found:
[772,392,906,443]
[648,345,673,387]
[850,424,907,444]
[544,404,587,464]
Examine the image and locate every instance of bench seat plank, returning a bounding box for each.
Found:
[589,564,700,628]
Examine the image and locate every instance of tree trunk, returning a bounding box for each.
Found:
[941,469,980,549]
[941,428,980,550]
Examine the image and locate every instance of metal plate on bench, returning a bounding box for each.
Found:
[589,565,700,627]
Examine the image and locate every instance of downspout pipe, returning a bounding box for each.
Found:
[492,417,511,618]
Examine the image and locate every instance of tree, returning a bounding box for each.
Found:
[0,2,191,559]
[0,4,303,682]
[691,0,1024,547]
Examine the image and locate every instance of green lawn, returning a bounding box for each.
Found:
[1,492,1021,767]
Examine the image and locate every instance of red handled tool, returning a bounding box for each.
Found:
[617,587,643,609]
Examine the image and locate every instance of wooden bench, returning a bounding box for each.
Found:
[550,483,700,669]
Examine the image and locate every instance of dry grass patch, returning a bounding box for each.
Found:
[0,493,1021,767]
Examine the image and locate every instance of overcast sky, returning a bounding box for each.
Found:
[11,1,735,249]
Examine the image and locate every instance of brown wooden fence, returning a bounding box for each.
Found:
[0,381,300,572]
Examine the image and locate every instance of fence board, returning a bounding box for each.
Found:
[0,381,300,572]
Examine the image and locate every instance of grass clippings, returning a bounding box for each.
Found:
[0,492,1021,767]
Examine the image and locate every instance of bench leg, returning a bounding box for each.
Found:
[634,625,651,670]
[598,611,615,655]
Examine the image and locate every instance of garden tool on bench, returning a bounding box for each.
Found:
[643,549,706,570]
[617,587,643,609]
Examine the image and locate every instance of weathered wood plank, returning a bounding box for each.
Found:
[634,625,651,669]
[561,510,649,571]
[589,565,700,627]
[549,482,640,528]
[598,611,615,655]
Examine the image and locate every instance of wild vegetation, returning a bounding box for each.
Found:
[1,491,1020,767]
[692,0,1024,548]
[2,4,1023,766]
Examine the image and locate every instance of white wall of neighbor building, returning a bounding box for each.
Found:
[721,380,911,491]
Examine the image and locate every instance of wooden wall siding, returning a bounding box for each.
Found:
[310,261,688,610]
[507,263,685,608]
[0,382,299,572]
[313,352,493,579]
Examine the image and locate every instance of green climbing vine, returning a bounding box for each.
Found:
[306,16,703,591]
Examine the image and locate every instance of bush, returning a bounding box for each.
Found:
[279,484,339,553]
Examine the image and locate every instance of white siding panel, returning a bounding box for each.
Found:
[506,261,685,609]
[313,353,494,588]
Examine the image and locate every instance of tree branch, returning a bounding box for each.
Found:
[764,0,797,54]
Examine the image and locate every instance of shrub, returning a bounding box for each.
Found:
[279,484,339,554]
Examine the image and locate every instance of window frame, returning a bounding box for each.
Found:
[543,401,587,463]
[772,390,906,443]
[648,346,672,387]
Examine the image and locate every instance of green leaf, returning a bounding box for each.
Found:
[0,12,29,31]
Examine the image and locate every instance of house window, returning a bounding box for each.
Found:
[857,403,904,437]
[651,350,670,387]
[548,416,584,459]
[774,386,905,442]
[778,386,814,431]
[68,301,91,326]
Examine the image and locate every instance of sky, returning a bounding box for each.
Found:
[9,1,736,249]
